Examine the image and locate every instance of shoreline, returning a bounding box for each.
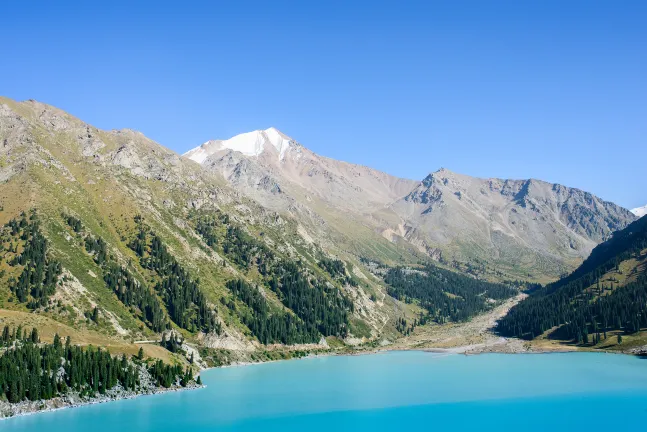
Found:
[2,335,641,421]
[0,382,204,421]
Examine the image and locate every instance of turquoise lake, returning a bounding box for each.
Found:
[4,351,647,431]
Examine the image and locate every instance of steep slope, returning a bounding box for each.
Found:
[188,128,634,281]
[497,214,647,344]
[383,168,635,281]
[0,97,404,361]
[184,128,418,215]
[632,205,647,218]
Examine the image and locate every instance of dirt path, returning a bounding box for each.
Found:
[388,293,529,351]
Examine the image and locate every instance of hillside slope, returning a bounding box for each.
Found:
[0,97,410,362]
[497,215,647,345]
[187,131,635,282]
[385,168,635,281]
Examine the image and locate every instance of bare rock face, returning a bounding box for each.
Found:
[187,131,636,279]
[185,128,418,215]
[78,126,106,157]
[0,103,33,182]
[389,169,636,276]
[0,95,636,285]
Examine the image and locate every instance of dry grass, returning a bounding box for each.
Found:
[0,309,180,363]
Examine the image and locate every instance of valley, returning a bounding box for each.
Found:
[0,96,645,419]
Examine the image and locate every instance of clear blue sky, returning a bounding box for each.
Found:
[2,1,645,208]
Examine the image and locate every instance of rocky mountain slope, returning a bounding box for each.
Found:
[0,96,637,367]
[0,97,416,365]
[185,128,418,216]
[384,169,635,281]
[187,130,635,282]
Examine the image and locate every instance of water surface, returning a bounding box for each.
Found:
[5,351,647,431]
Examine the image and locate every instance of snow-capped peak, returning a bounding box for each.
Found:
[631,205,647,218]
[184,127,294,163]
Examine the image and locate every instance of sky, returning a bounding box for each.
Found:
[1,1,645,209]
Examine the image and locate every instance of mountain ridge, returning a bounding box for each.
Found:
[188,127,636,281]
[0,96,411,355]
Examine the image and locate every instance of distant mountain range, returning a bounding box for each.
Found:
[186,128,636,281]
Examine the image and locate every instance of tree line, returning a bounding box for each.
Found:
[130,219,221,334]
[318,257,358,287]
[63,214,171,333]
[4,211,62,309]
[193,211,354,341]
[497,216,647,342]
[384,265,517,323]
[226,279,319,344]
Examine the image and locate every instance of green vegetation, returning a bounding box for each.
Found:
[193,211,353,342]
[384,265,517,323]
[0,326,139,402]
[5,211,62,309]
[160,332,183,353]
[63,214,170,332]
[148,359,193,388]
[104,263,169,332]
[130,219,221,334]
[498,216,647,343]
[222,225,275,274]
[226,279,319,344]
[270,261,352,337]
[319,258,345,278]
[319,257,358,287]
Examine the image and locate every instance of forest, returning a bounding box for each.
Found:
[0,325,195,403]
[130,220,221,334]
[0,327,139,402]
[226,279,319,344]
[3,211,62,309]
[193,212,354,341]
[63,215,171,333]
[269,261,353,338]
[384,265,517,323]
[497,216,647,343]
[104,262,170,332]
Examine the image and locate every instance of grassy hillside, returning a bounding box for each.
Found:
[497,215,647,349]
[0,97,418,364]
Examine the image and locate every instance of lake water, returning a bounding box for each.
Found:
[4,351,647,431]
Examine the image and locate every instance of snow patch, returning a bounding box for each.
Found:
[184,127,294,163]
[631,205,647,218]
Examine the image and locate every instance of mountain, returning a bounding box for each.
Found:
[497,214,647,346]
[187,130,636,282]
[0,96,637,367]
[384,169,636,281]
[632,205,647,218]
[0,97,417,367]
[184,128,418,215]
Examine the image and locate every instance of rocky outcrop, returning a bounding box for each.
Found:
[388,168,636,278]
